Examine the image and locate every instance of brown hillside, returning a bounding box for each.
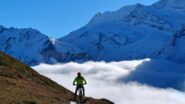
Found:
[0,52,114,104]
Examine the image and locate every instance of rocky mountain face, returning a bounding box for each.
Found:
[0,26,89,65]
[153,0,185,9]
[1,0,185,65]
[60,0,185,63]
[0,51,113,104]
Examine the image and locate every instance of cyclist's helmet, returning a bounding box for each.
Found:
[77,72,81,76]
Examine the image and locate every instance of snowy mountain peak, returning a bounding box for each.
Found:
[0,26,89,65]
[118,3,144,11]
[2,0,185,65]
[95,12,102,16]
[49,38,56,45]
[88,3,145,25]
[60,0,185,63]
[153,0,185,9]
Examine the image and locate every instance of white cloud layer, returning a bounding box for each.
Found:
[32,59,185,104]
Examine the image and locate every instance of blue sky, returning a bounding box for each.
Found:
[0,0,158,38]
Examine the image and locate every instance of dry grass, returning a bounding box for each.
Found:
[0,52,114,104]
[0,66,71,104]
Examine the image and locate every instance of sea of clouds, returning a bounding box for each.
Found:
[32,59,185,104]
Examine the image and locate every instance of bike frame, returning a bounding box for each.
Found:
[74,84,85,103]
[78,87,83,95]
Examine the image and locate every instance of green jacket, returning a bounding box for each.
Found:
[73,76,87,86]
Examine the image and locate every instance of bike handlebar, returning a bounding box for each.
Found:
[73,83,87,86]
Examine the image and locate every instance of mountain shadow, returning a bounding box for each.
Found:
[120,59,185,91]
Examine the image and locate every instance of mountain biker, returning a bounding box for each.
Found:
[73,72,87,100]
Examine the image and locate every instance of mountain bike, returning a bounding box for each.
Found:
[73,85,85,104]
[78,87,84,104]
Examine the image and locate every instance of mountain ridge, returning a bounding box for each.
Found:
[0,25,89,65]
[153,0,185,9]
[59,0,185,63]
[1,0,185,65]
[0,51,113,104]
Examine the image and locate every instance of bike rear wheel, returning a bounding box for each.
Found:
[79,88,84,104]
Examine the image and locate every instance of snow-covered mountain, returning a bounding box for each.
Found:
[60,0,185,63]
[0,26,89,65]
[1,0,185,65]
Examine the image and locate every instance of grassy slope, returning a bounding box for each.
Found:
[0,52,113,104]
